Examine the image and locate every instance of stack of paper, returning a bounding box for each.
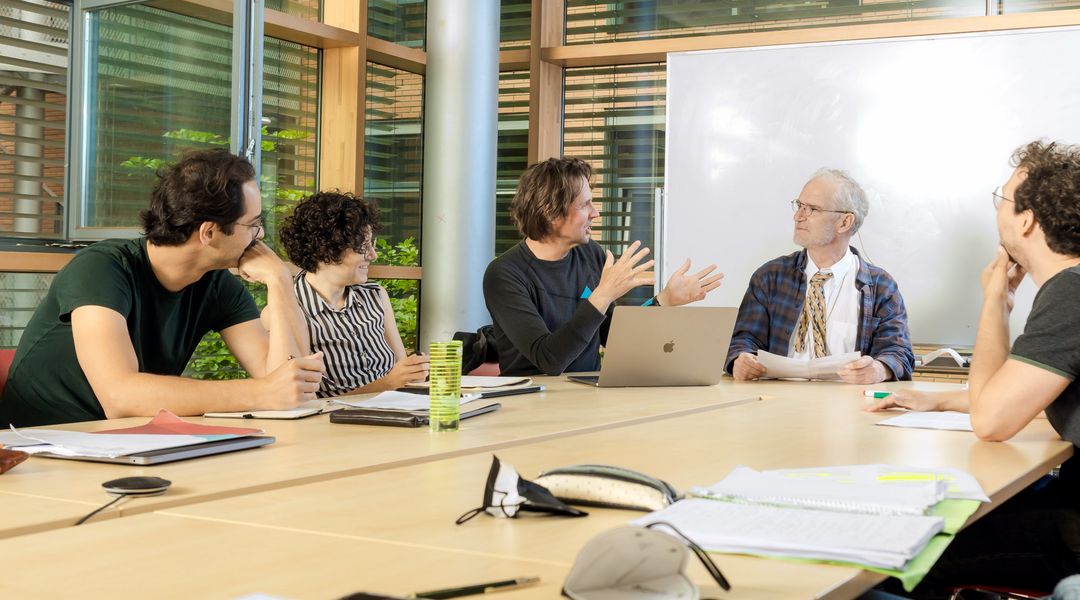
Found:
[692,465,947,516]
[633,498,944,570]
[0,429,211,459]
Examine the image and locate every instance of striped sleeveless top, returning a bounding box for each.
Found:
[293,273,396,397]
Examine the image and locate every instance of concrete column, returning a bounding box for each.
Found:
[419,0,499,347]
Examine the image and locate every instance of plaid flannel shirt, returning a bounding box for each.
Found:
[724,248,915,380]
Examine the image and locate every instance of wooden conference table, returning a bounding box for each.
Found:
[0,377,1071,599]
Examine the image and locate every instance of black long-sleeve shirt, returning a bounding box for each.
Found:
[483,240,613,376]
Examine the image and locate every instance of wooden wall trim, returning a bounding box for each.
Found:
[499,49,530,71]
[147,0,360,49]
[0,251,420,280]
[367,36,427,74]
[527,0,565,163]
[543,9,1080,68]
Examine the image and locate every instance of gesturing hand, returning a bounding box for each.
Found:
[658,259,724,306]
[589,240,655,312]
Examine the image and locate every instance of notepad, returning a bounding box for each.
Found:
[692,465,946,516]
[633,498,945,570]
[204,399,342,420]
[333,390,480,411]
[756,350,861,380]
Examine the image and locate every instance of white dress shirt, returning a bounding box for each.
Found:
[788,248,860,360]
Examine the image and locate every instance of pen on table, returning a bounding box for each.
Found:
[412,576,540,599]
[864,390,891,399]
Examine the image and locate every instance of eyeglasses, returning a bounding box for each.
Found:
[992,186,1015,210]
[359,238,377,255]
[236,222,264,239]
[791,199,852,217]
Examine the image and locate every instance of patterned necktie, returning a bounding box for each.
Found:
[794,271,834,358]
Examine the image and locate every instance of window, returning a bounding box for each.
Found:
[0,0,68,239]
[368,0,426,48]
[564,63,666,304]
[496,70,530,255]
[565,0,988,45]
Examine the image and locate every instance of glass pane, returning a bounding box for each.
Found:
[265,0,321,22]
[368,0,426,48]
[565,0,987,45]
[501,0,532,49]
[85,5,232,229]
[261,37,319,252]
[363,62,423,258]
[0,0,68,239]
[564,64,665,305]
[496,70,530,255]
[0,271,54,349]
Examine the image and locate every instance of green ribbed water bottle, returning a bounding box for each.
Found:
[428,340,463,432]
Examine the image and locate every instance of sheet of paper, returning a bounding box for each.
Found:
[756,351,861,380]
[406,376,532,390]
[333,390,480,411]
[633,498,944,570]
[760,464,989,503]
[691,465,945,516]
[0,428,210,458]
[876,411,973,432]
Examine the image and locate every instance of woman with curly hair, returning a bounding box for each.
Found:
[272,191,428,397]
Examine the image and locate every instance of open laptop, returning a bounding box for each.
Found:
[567,306,738,387]
[35,435,276,466]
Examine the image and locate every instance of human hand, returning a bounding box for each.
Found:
[864,389,952,413]
[657,259,724,307]
[257,351,325,409]
[589,240,655,312]
[837,356,889,384]
[732,352,767,381]
[384,353,430,390]
[237,242,291,285]
[980,246,1026,312]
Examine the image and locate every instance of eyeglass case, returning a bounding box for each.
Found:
[535,464,680,512]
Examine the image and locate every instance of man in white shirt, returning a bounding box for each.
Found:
[724,169,915,383]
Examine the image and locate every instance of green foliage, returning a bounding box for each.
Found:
[375,237,420,351]
[120,156,166,172]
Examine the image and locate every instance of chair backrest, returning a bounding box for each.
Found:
[0,349,15,398]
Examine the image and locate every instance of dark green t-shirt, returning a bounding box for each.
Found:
[0,238,259,426]
[1010,265,1080,446]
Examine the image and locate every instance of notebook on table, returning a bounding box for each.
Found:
[567,306,738,387]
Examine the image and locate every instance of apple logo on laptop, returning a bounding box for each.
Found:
[663,340,675,353]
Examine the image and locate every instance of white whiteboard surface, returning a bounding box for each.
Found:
[663,27,1080,345]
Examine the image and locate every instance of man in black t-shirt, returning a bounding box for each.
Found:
[0,150,324,426]
[483,157,725,376]
[867,141,1080,595]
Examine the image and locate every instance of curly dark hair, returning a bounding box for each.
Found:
[279,191,381,272]
[1011,140,1080,257]
[511,157,593,240]
[141,149,255,246]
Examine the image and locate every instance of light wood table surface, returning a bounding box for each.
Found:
[145,380,1071,599]
[0,512,574,600]
[0,377,758,537]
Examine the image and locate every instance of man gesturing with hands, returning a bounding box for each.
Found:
[484,157,723,376]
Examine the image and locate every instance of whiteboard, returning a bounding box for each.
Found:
[663,27,1080,345]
